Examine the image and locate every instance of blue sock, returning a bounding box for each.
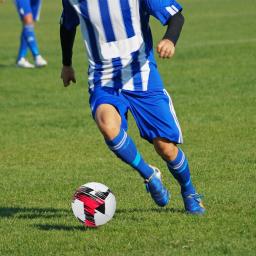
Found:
[17,31,28,61]
[23,25,40,57]
[106,129,154,179]
[167,148,196,197]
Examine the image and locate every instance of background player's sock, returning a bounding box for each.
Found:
[17,32,28,61]
[22,25,40,58]
[106,129,154,179]
[167,148,196,197]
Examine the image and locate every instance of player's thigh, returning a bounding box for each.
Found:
[30,0,41,21]
[15,0,32,21]
[95,104,121,139]
[122,89,183,144]
[89,87,129,138]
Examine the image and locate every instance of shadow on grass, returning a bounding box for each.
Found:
[0,206,185,220]
[116,207,185,214]
[0,64,16,68]
[34,224,86,231]
[0,206,186,232]
[0,207,70,219]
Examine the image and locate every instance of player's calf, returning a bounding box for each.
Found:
[167,148,206,214]
[153,138,205,214]
[153,138,178,161]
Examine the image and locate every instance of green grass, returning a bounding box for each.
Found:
[0,0,255,255]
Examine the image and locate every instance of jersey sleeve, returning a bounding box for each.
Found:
[61,0,80,30]
[143,0,183,25]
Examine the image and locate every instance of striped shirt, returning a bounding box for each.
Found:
[61,0,182,91]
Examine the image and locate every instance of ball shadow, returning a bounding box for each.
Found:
[0,206,70,219]
[34,224,86,231]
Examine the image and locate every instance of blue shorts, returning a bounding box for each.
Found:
[15,0,41,21]
[89,87,183,144]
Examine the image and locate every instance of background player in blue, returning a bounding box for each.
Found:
[60,0,205,214]
[14,0,47,68]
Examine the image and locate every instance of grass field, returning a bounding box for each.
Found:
[0,0,255,255]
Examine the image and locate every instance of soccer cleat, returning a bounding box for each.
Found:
[182,193,206,214]
[16,58,35,68]
[35,55,47,67]
[145,167,170,207]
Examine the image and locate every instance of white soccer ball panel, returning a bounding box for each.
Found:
[94,211,112,226]
[104,193,116,218]
[71,199,85,222]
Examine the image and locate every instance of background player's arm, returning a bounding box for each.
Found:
[60,0,79,87]
[157,11,184,59]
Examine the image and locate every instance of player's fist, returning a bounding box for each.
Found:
[61,66,76,87]
[157,39,175,59]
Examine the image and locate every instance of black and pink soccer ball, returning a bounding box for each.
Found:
[71,182,116,227]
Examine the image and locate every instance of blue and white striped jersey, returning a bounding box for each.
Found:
[61,0,182,91]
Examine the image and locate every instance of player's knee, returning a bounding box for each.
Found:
[153,138,178,161]
[95,105,121,140]
[23,14,34,25]
[98,121,120,140]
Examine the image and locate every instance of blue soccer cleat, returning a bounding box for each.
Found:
[145,167,170,207]
[182,193,206,214]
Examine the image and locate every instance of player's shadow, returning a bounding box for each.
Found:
[0,206,70,219]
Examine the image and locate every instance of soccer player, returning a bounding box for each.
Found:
[14,0,47,68]
[60,0,205,214]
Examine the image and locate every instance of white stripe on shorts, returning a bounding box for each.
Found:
[163,89,183,144]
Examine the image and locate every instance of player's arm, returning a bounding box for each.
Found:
[60,0,79,87]
[157,12,184,58]
[144,0,184,58]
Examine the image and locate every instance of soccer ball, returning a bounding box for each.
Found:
[71,182,116,227]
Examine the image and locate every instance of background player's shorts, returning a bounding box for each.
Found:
[89,87,183,144]
[14,0,41,21]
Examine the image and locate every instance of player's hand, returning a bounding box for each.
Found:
[61,66,76,87]
[157,39,175,59]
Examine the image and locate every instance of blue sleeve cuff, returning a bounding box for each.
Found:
[156,2,183,26]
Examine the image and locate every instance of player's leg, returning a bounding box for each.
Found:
[153,138,205,214]
[96,104,169,207]
[15,0,38,63]
[17,32,30,66]
[31,0,42,22]
[22,13,40,57]
[31,0,47,67]
[153,139,196,196]
[90,88,169,206]
[14,0,33,67]
[122,89,205,214]
[15,0,46,67]
[95,103,155,180]
[152,90,205,214]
